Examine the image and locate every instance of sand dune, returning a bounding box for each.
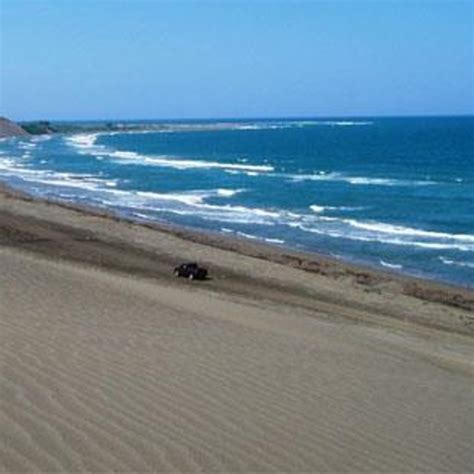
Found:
[1,246,473,472]
[1,188,473,472]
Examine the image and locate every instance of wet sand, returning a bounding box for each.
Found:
[1,185,473,472]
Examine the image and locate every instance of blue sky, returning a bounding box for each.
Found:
[1,0,472,120]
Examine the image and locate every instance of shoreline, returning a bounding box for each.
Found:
[1,180,473,334]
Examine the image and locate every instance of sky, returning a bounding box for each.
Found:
[0,0,473,120]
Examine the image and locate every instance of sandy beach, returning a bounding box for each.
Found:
[1,185,473,472]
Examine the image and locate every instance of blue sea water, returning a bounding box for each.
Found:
[0,117,473,287]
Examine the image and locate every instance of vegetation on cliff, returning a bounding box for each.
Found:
[20,121,58,135]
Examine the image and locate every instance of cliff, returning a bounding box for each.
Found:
[0,117,30,138]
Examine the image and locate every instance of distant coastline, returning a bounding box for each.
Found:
[1,116,235,138]
[1,117,173,137]
[3,114,473,139]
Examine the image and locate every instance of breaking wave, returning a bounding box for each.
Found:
[310,204,364,213]
[380,260,403,270]
[288,214,474,252]
[439,257,474,269]
[219,228,285,245]
[288,172,437,187]
[339,220,474,243]
[0,155,118,191]
[66,134,274,172]
[221,120,373,130]
[66,134,443,189]
[108,150,274,172]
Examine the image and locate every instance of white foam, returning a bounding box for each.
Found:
[341,219,474,243]
[234,125,261,130]
[380,260,403,270]
[233,231,284,244]
[309,204,365,214]
[0,155,119,193]
[291,222,473,251]
[332,121,373,126]
[225,120,373,130]
[89,187,282,225]
[135,190,208,206]
[66,132,273,172]
[289,172,436,187]
[66,133,101,149]
[109,151,141,160]
[346,177,399,186]
[31,177,101,191]
[133,212,154,220]
[65,133,107,156]
[236,231,260,240]
[0,154,268,226]
[133,188,243,205]
[439,257,474,269]
[264,237,285,244]
[216,188,243,197]
[309,205,326,213]
[18,142,37,150]
[26,172,118,191]
[109,151,274,172]
[30,135,52,142]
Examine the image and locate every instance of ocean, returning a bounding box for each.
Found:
[0,117,473,287]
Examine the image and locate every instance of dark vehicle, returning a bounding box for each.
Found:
[174,262,208,280]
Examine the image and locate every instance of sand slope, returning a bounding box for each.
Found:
[1,247,473,473]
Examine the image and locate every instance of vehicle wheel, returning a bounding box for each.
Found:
[188,273,194,280]
[174,270,180,277]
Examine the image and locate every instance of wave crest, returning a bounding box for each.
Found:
[289,172,436,187]
[66,134,274,172]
